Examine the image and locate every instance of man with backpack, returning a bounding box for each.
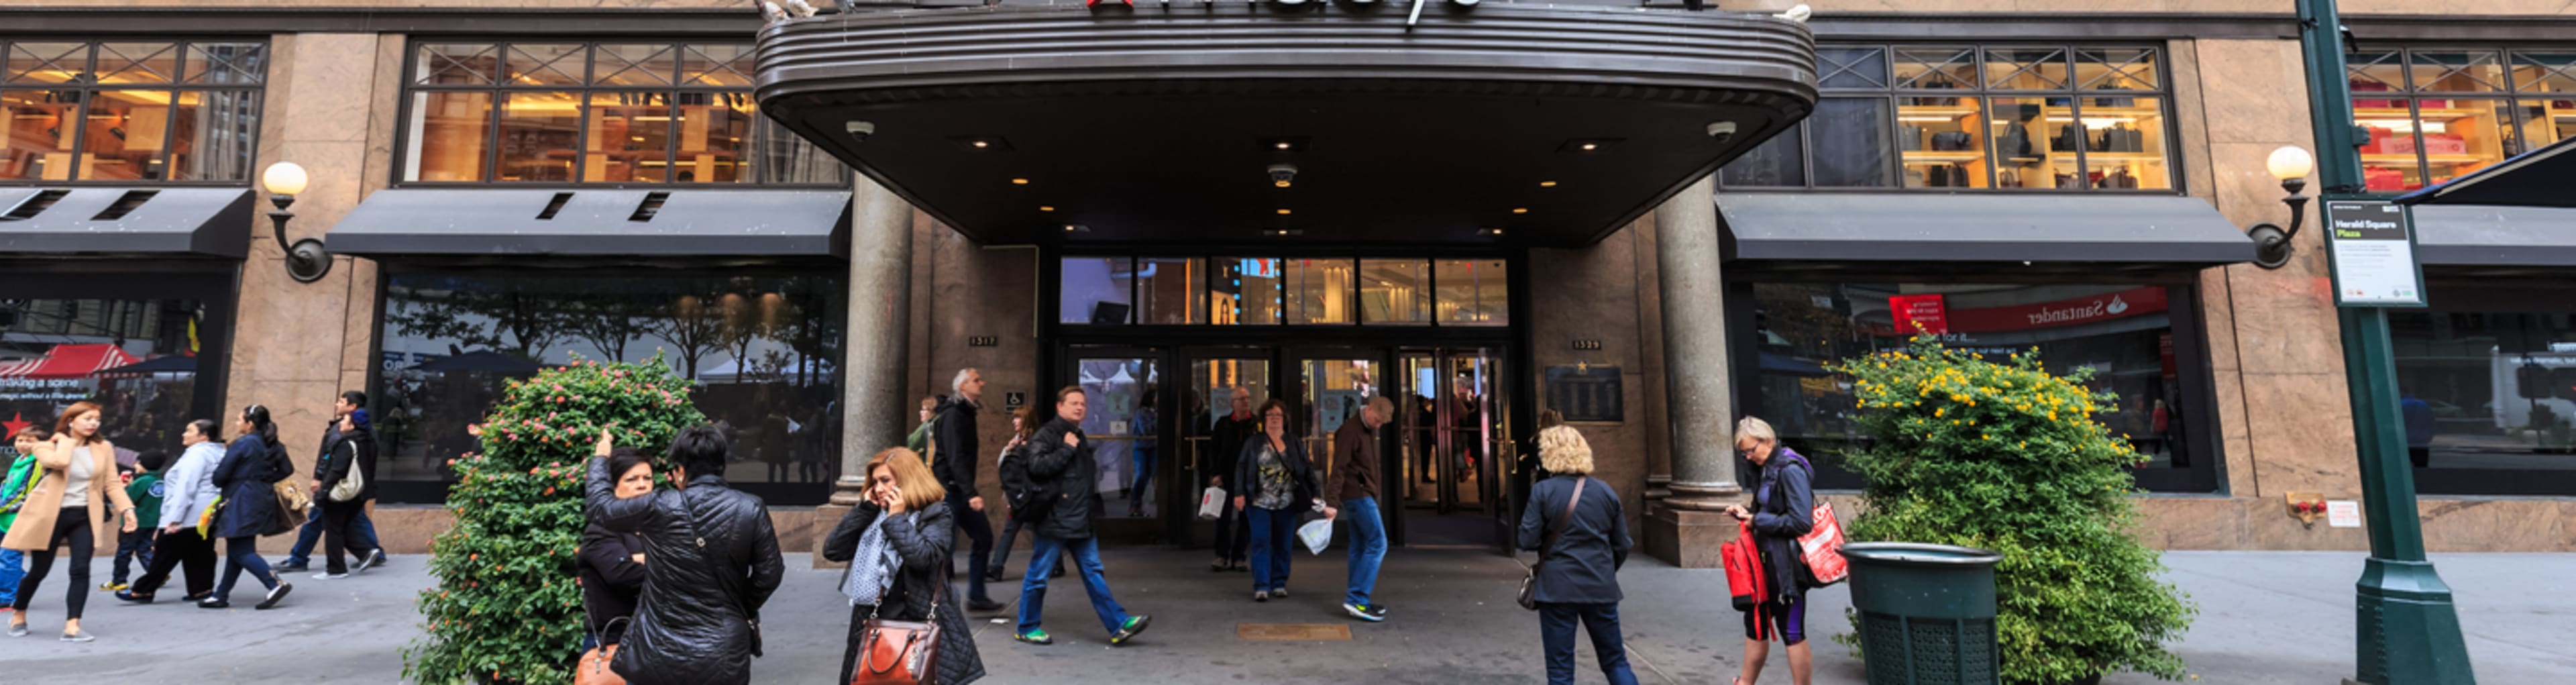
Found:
[277,391,384,574]
[1006,386,1150,647]
[929,368,1003,612]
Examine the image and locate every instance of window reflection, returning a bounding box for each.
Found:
[1210,257,1282,325]
[2389,309,2576,478]
[1061,257,1134,324]
[496,91,580,182]
[1286,258,1354,325]
[1138,257,1201,325]
[1436,259,1508,326]
[0,40,265,182]
[1809,97,1894,187]
[406,91,491,182]
[374,272,845,502]
[0,296,207,460]
[1360,259,1431,325]
[585,91,668,182]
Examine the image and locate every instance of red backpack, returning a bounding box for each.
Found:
[1723,519,1767,611]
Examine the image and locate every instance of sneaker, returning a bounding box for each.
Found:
[99,582,129,592]
[1252,590,1269,602]
[60,631,94,643]
[114,590,155,604]
[313,572,349,580]
[256,584,292,610]
[967,598,1005,613]
[1270,588,1289,599]
[272,562,309,573]
[354,549,385,573]
[195,598,229,609]
[1110,615,1151,646]
[1013,629,1053,645]
[983,568,1004,584]
[366,550,392,568]
[1344,602,1388,622]
[6,623,27,637]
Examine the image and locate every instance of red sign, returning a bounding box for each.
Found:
[1887,294,1949,335]
[1945,286,2167,333]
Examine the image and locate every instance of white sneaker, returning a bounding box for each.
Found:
[353,550,384,573]
[313,572,349,580]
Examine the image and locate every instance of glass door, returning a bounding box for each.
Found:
[1395,347,1513,551]
[1179,348,1276,548]
[1062,346,1169,542]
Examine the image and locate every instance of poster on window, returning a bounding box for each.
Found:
[1887,294,1949,335]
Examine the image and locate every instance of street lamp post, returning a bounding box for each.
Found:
[2290,1,2477,682]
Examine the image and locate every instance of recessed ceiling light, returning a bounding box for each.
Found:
[1012,178,1029,185]
[950,136,1013,151]
[972,140,990,148]
[1063,224,1089,233]
[1580,143,1597,151]
[1539,180,1558,188]
[1511,207,1529,214]
[1039,205,1056,212]
[1558,138,1623,153]
[1276,209,1293,215]
[1266,229,1305,237]
[1478,227,1505,237]
[1275,142,1292,150]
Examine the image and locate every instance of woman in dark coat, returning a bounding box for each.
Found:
[824,447,984,684]
[1725,416,1815,685]
[1229,398,1334,602]
[1518,425,1638,685]
[578,448,653,649]
[204,405,290,610]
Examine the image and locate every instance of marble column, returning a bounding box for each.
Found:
[1652,174,1741,510]
[837,175,912,507]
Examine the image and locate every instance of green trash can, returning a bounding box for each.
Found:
[1842,542,2004,685]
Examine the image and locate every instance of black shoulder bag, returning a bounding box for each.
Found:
[1517,476,1587,611]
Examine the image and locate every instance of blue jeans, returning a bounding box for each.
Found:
[286,505,378,566]
[1246,506,1297,592]
[1127,445,1155,508]
[215,536,278,602]
[1342,497,1387,606]
[0,547,23,606]
[1538,602,1641,685]
[112,527,158,583]
[1016,535,1132,637]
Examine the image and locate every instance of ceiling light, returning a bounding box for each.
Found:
[1266,229,1304,237]
[950,136,1012,151]
[1580,143,1597,151]
[1275,142,1292,150]
[1011,178,1029,185]
[972,140,989,148]
[1539,180,1558,188]
[1063,224,1089,233]
[1558,138,1622,153]
[1511,207,1529,214]
[1478,227,1505,237]
[1039,205,1056,212]
[1277,209,1293,215]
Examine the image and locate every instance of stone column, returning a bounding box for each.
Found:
[1644,174,1740,568]
[1652,174,1741,509]
[837,175,913,507]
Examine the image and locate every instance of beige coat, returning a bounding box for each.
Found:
[1,437,138,551]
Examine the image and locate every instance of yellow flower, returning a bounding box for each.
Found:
[1935,407,1946,417]
[1982,433,1992,440]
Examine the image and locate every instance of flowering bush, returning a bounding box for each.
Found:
[405,356,704,684]
[1833,337,2194,684]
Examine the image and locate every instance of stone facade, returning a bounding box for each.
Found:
[11,1,2573,556]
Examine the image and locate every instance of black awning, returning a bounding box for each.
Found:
[327,189,851,258]
[2411,205,2576,266]
[2397,137,2576,209]
[1719,193,2253,266]
[0,187,253,258]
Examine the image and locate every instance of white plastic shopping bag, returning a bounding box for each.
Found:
[1297,519,1332,555]
[1197,487,1226,521]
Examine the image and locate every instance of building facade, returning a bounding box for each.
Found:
[3,0,2572,562]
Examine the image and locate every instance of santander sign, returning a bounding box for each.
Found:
[1946,286,2167,333]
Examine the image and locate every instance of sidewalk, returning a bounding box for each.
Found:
[1,547,2569,683]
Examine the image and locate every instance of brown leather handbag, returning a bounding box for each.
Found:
[849,580,946,685]
[576,617,629,685]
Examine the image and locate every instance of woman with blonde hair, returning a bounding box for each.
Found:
[1517,425,1638,685]
[822,447,984,684]
[1726,416,1815,685]
[5,401,141,641]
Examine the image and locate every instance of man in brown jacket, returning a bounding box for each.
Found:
[1323,396,1393,622]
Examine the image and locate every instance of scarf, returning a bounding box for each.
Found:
[841,510,911,607]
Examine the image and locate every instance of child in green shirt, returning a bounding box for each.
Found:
[1,426,49,609]
[105,450,169,591]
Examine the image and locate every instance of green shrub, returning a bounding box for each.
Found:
[404,356,704,684]
[1831,337,2194,684]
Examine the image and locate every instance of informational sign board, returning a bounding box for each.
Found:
[2326,500,2363,528]
[1544,365,1623,423]
[2322,200,2427,307]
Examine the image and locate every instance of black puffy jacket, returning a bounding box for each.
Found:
[1023,417,1099,539]
[584,454,786,685]
[929,397,980,494]
[823,500,986,685]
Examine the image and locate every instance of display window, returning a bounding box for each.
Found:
[1,40,264,183]
[0,270,235,466]
[1738,279,2219,492]
[2390,282,2576,496]
[372,269,845,504]
[2350,47,2576,192]
[1059,256,1511,328]
[398,40,842,186]
[1721,43,2175,191]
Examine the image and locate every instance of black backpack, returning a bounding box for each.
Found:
[262,439,295,483]
[997,442,1054,524]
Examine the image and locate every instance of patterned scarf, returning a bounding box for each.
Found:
[841,511,911,607]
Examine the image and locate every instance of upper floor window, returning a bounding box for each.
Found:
[2348,48,2573,193]
[1062,256,1509,327]
[400,42,844,185]
[1723,44,2176,192]
[2,40,267,183]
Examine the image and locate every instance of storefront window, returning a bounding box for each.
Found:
[1,40,265,182]
[2353,47,2573,193]
[1210,257,1283,325]
[1060,257,1134,324]
[1723,42,2174,191]
[0,298,209,460]
[1746,281,2209,491]
[374,270,844,503]
[1436,259,1509,326]
[2390,300,2576,495]
[1138,257,1201,325]
[400,41,843,185]
[1286,258,1355,325]
[1360,259,1431,325]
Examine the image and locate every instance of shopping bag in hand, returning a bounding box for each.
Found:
[1297,518,1332,555]
[1197,486,1226,521]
